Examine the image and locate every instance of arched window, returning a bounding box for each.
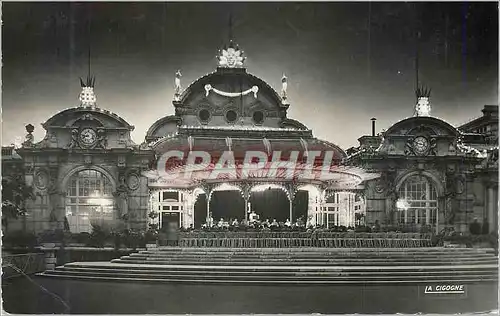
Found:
[65,169,114,233]
[397,175,438,225]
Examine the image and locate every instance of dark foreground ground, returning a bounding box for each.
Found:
[2,276,498,314]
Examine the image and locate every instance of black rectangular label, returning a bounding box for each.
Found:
[420,284,468,299]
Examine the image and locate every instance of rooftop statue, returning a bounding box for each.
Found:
[174,70,182,101]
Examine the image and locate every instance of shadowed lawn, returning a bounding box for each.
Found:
[2,276,497,314]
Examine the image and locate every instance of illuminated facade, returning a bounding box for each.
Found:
[345,95,498,233]
[143,39,375,230]
[2,41,498,235]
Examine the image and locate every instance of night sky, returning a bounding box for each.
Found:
[2,2,498,149]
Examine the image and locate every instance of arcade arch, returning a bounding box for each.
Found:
[65,169,114,233]
[209,183,245,225]
[250,183,291,223]
[396,174,438,228]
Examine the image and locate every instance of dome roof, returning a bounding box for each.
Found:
[384,116,459,137]
[176,68,286,110]
[42,106,134,130]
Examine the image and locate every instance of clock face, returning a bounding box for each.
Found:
[79,128,97,146]
[412,136,429,155]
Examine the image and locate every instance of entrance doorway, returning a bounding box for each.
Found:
[161,212,180,231]
[210,191,245,222]
[250,188,289,222]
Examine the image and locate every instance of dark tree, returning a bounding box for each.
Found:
[1,175,35,232]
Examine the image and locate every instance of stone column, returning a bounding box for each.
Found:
[241,183,251,222]
[199,183,212,226]
[188,191,196,228]
[286,183,296,222]
[385,197,393,226]
[42,245,57,271]
[206,193,211,225]
[487,186,497,233]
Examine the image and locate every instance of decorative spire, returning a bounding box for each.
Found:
[79,76,97,107]
[281,73,288,103]
[174,70,182,101]
[414,86,431,117]
[228,12,233,44]
[217,13,246,68]
[79,5,97,108]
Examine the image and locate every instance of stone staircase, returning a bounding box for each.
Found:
[38,247,498,284]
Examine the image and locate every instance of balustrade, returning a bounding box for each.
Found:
[178,231,433,248]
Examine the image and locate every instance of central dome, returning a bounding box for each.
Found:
[171,41,293,130]
[177,67,284,108]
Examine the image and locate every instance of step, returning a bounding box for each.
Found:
[43,269,497,281]
[119,259,498,266]
[56,266,498,278]
[37,272,499,285]
[62,262,499,272]
[143,251,497,257]
[150,247,495,251]
[127,254,497,261]
[38,247,498,286]
[145,251,496,258]
[111,257,498,265]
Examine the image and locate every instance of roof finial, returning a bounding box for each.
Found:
[228,12,233,43]
[79,6,97,108]
[415,30,422,101]
[414,86,431,117]
[412,7,430,117]
[79,76,97,107]
[88,34,91,82]
[217,12,246,68]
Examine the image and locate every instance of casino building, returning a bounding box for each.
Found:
[2,38,498,235]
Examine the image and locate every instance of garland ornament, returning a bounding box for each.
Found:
[205,84,258,98]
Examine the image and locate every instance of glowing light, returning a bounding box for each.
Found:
[396,199,410,210]
[218,45,246,68]
[88,191,113,206]
[79,87,97,107]
[415,97,431,117]
[13,136,23,149]
[251,183,287,193]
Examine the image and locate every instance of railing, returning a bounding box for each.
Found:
[2,253,46,279]
[178,232,433,248]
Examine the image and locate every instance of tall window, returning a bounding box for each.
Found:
[397,175,438,225]
[65,170,114,233]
